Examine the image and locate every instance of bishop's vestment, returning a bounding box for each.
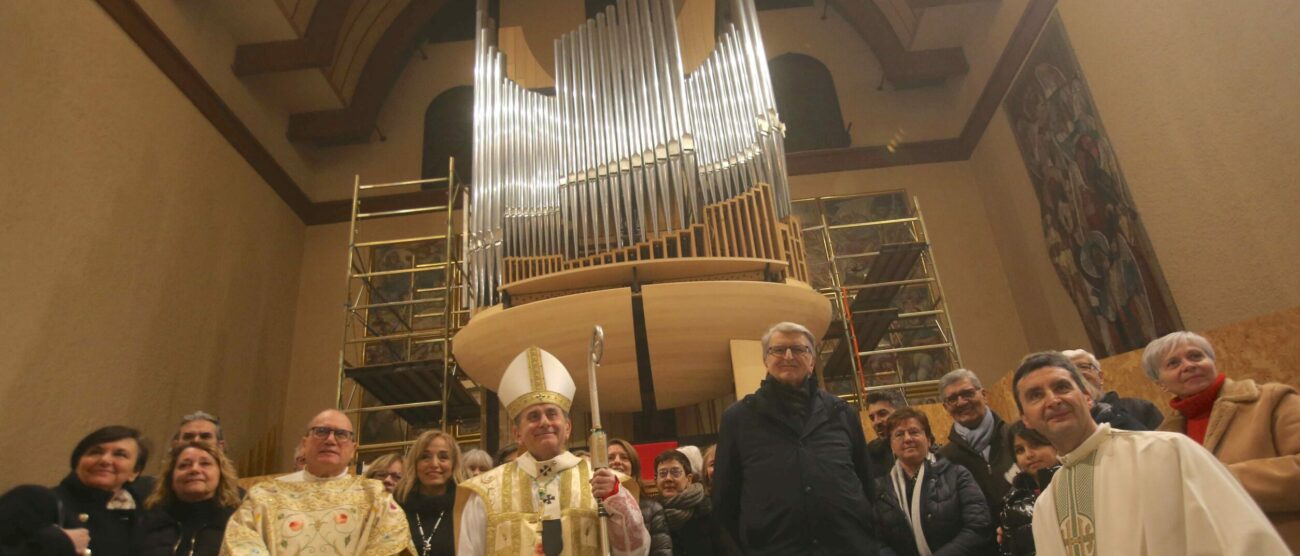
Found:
[455,451,648,556]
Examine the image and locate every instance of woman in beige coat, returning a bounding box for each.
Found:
[1145,331,1300,552]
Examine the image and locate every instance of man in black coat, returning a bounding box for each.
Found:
[864,390,903,479]
[1063,348,1166,429]
[936,369,1014,525]
[713,322,879,555]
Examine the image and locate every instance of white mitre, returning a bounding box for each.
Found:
[499,346,576,419]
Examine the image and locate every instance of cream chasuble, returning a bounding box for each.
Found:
[221,474,415,556]
[1031,425,1290,556]
[455,451,649,556]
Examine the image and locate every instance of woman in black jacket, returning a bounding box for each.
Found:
[654,450,716,556]
[998,422,1060,556]
[394,430,459,556]
[874,408,994,556]
[608,439,672,556]
[137,442,241,556]
[53,426,153,556]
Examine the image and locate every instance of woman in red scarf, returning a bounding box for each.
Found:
[1145,331,1300,553]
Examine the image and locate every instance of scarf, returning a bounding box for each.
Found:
[659,483,709,531]
[756,375,815,425]
[1169,373,1226,444]
[890,459,933,556]
[953,408,996,460]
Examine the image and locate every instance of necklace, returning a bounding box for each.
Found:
[532,472,562,505]
[416,510,445,556]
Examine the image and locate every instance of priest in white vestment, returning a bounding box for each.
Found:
[455,346,649,556]
[1011,351,1289,556]
[222,409,415,556]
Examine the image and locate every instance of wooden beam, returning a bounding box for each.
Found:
[787,139,966,175]
[232,0,353,76]
[287,0,451,146]
[93,0,314,222]
[908,0,999,10]
[957,0,1057,148]
[824,0,969,88]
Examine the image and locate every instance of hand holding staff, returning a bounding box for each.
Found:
[587,325,612,555]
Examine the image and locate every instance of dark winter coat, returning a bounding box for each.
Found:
[1099,391,1165,430]
[998,466,1058,556]
[641,497,674,556]
[136,498,234,556]
[873,458,994,556]
[938,413,1014,525]
[0,485,75,556]
[398,482,456,556]
[867,438,895,480]
[52,473,154,556]
[713,376,879,555]
[1090,401,1148,431]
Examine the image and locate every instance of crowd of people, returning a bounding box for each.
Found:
[1,323,1297,555]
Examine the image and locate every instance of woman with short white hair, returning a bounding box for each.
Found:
[1146,331,1300,552]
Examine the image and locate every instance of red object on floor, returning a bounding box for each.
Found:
[633,441,679,483]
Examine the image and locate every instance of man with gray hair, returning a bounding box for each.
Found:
[1062,348,1165,429]
[172,410,226,452]
[937,368,1015,524]
[713,322,880,554]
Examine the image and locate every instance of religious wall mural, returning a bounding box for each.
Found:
[1004,12,1182,356]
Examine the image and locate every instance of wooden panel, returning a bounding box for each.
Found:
[452,287,642,413]
[642,280,832,408]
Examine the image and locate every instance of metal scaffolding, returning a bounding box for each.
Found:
[335,160,481,458]
[793,192,963,407]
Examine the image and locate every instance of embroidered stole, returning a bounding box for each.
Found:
[1053,450,1098,556]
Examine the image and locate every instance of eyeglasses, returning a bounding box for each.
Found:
[308,426,355,443]
[372,471,402,481]
[179,432,216,442]
[1075,362,1098,371]
[766,345,813,357]
[656,467,686,479]
[943,388,980,405]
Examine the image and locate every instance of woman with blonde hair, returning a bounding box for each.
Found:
[138,442,241,556]
[362,452,404,494]
[394,430,461,556]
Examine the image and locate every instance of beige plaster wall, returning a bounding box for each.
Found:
[791,162,1032,384]
[968,0,1300,350]
[0,4,304,489]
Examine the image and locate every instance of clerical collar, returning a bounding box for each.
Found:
[279,468,350,482]
[516,451,581,479]
[1059,424,1111,467]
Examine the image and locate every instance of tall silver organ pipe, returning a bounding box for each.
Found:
[466,0,790,309]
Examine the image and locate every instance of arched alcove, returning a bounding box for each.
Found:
[768,52,851,152]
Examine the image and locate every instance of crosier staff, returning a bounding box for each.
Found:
[588,325,611,556]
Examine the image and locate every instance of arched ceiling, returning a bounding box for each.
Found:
[231,0,997,146]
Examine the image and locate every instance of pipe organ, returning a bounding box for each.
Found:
[465,0,801,309]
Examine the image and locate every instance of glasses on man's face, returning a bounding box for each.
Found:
[766,345,813,358]
[943,388,980,406]
[656,467,686,479]
[1075,362,1098,371]
[308,426,355,443]
[180,432,216,442]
